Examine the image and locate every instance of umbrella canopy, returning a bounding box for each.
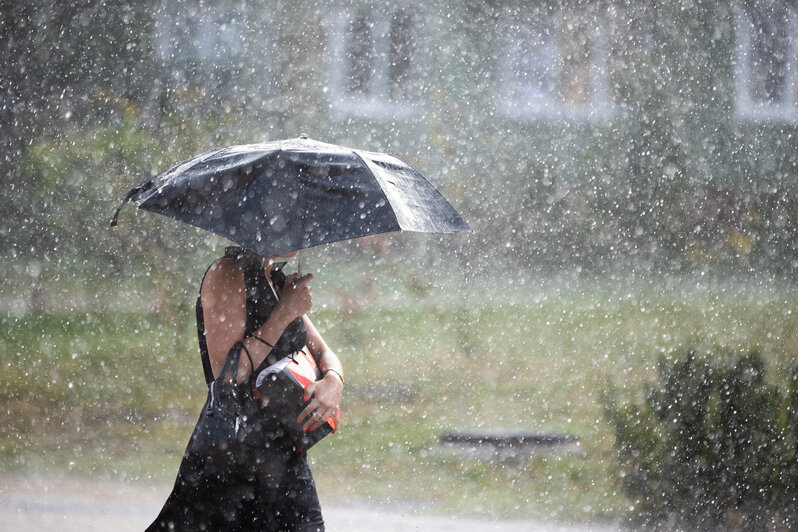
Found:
[112,136,471,258]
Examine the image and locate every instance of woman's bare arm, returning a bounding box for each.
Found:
[200,258,248,380]
[239,272,313,378]
[202,260,312,382]
[297,315,344,432]
[202,260,333,424]
[305,316,344,384]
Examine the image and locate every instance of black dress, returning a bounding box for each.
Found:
[147,247,324,532]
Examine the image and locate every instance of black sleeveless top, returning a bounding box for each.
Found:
[196,246,308,385]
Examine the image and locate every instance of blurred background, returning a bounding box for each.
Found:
[3,0,798,528]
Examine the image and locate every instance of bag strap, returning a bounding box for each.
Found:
[216,341,256,384]
[197,265,216,386]
[216,342,238,383]
[239,343,254,382]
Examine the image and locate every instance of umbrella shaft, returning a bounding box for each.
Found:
[297,250,302,279]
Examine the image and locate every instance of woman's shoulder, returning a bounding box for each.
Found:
[208,256,245,275]
[201,257,245,296]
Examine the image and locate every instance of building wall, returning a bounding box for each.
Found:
[149,0,798,275]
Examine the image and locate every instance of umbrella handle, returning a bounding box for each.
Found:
[296,250,302,280]
[110,180,154,227]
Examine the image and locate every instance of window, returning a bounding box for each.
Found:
[734,7,798,122]
[154,3,246,99]
[499,8,614,121]
[328,8,418,120]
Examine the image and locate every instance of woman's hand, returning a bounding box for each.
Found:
[275,272,313,323]
[297,372,343,433]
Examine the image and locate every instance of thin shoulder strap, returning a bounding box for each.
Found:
[216,341,246,383]
[196,262,218,386]
[239,342,254,382]
[237,252,263,338]
[197,248,260,385]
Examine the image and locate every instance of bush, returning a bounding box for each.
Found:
[604,351,798,530]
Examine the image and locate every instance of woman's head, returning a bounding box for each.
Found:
[261,249,299,268]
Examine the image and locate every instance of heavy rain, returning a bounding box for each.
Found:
[3,1,798,530]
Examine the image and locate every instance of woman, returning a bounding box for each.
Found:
[148,246,344,531]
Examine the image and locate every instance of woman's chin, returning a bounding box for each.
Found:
[272,250,299,260]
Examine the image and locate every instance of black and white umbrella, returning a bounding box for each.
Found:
[112,136,471,260]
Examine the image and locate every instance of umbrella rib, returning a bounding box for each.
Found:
[350,150,402,231]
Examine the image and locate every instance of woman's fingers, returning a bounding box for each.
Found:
[297,382,338,432]
[278,272,314,319]
[285,272,313,288]
[300,399,332,432]
[297,385,317,423]
[297,383,321,428]
[300,407,326,432]
[295,273,313,285]
[292,274,313,312]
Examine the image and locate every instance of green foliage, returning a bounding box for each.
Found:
[5,279,798,521]
[13,93,257,318]
[605,350,798,529]
[7,0,798,284]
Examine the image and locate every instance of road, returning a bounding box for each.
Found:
[0,474,619,531]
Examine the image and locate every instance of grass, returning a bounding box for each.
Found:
[2,269,798,523]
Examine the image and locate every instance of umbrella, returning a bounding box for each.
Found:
[111,136,471,261]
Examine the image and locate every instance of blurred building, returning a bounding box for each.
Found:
[144,1,798,274]
[7,0,798,277]
[150,2,798,125]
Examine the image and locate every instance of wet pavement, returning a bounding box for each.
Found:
[0,474,620,531]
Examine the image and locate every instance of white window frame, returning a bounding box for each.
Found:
[498,9,614,122]
[734,6,798,123]
[327,8,419,121]
[153,4,246,86]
